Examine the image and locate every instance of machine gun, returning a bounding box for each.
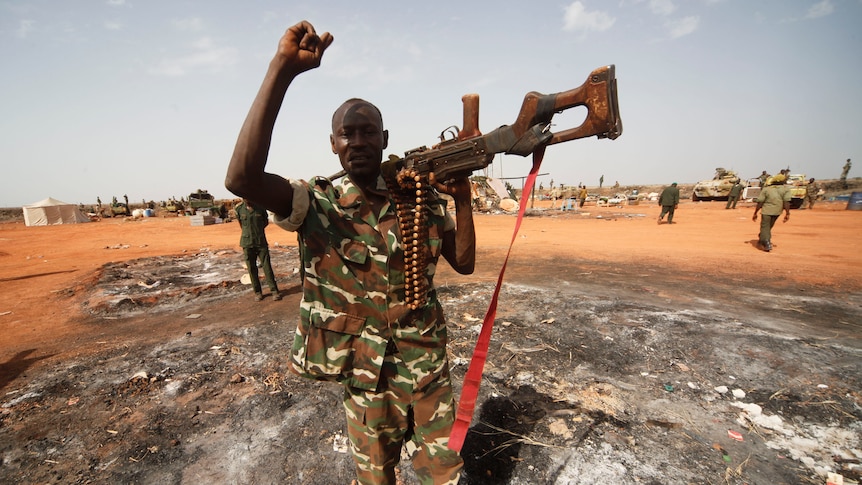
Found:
[367,65,623,309]
[389,64,621,184]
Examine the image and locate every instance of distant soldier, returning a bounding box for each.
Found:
[840,158,851,189]
[726,180,744,209]
[806,178,819,209]
[752,174,791,252]
[657,182,680,224]
[235,199,281,302]
[578,185,588,208]
[758,170,770,187]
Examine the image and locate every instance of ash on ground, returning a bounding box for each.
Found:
[1,249,860,485]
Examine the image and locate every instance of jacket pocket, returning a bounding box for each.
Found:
[289,306,368,383]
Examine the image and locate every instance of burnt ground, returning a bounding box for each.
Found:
[2,244,862,484]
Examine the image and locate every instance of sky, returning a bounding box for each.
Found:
[1,0,860,207]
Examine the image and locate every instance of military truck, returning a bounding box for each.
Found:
[109,195,130,217]
[160,198,184,215]
[691,168,742,201]
[784,174,808,209]
[186,189,226,218]
[744,174,808,209]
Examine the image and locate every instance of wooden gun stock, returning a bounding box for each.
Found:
[509,64,622,145]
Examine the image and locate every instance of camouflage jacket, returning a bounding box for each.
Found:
[274,174,455,391]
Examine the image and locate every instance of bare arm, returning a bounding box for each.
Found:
[225,21,333,217]
[436,177,476,275]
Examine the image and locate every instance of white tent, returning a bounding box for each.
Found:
[22,197,90,226]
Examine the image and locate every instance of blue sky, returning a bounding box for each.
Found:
[1,0,860,207]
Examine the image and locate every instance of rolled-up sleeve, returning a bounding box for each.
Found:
[271,179,310,231]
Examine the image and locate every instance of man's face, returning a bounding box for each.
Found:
[330,101,388,180]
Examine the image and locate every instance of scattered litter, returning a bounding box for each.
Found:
[107,429,119,435]
[675,362,690,372]
[462,313,480,322]
[540,317,556,324]
[727,430,744,442]
[732,388,746,399]
[548,418,574,439]
[66,397,79,406]
[687,382,698,389]
[664,384,674,392]
[714,386,729,394]
[817,384,829,389]
[131,371,148,380]
[331,432,349,453]
[185,314,202,319]
[0,311,11,316]
[827,472,844,485]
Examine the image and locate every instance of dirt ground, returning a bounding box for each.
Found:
[1,191,861,485]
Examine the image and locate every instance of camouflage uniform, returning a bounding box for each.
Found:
[755,184,790,247]
[806,182,819,209]
[273,174,462,485]
[235,201,279,297]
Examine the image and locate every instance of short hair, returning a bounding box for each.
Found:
[332,98,383,132]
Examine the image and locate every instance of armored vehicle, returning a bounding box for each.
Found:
[691,168,742,201]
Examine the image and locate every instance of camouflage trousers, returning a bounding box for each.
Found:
[342,348,462,485]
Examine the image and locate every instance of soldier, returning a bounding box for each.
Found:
[234,199,281,301]
[805,178,819,209]
[758,170,770,187]
[752,175,791,252]
[657,182,680,224]
[840,158,851,189]
[225,20,475,484]
[726,180,744,209]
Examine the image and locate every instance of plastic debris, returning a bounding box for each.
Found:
[827,472,844,485]
[727,429,744,442]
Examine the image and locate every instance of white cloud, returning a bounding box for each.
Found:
[16,19,34,38]
[104,20,122,31]
[106,0,126,6]
[148,38,238,77]
[171,17,205,32]
[649,0,676,16]
[562,1,616,33]
[666,15,699,38]
[806,0,834,18]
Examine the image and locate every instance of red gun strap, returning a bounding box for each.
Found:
[448,146,545,452]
